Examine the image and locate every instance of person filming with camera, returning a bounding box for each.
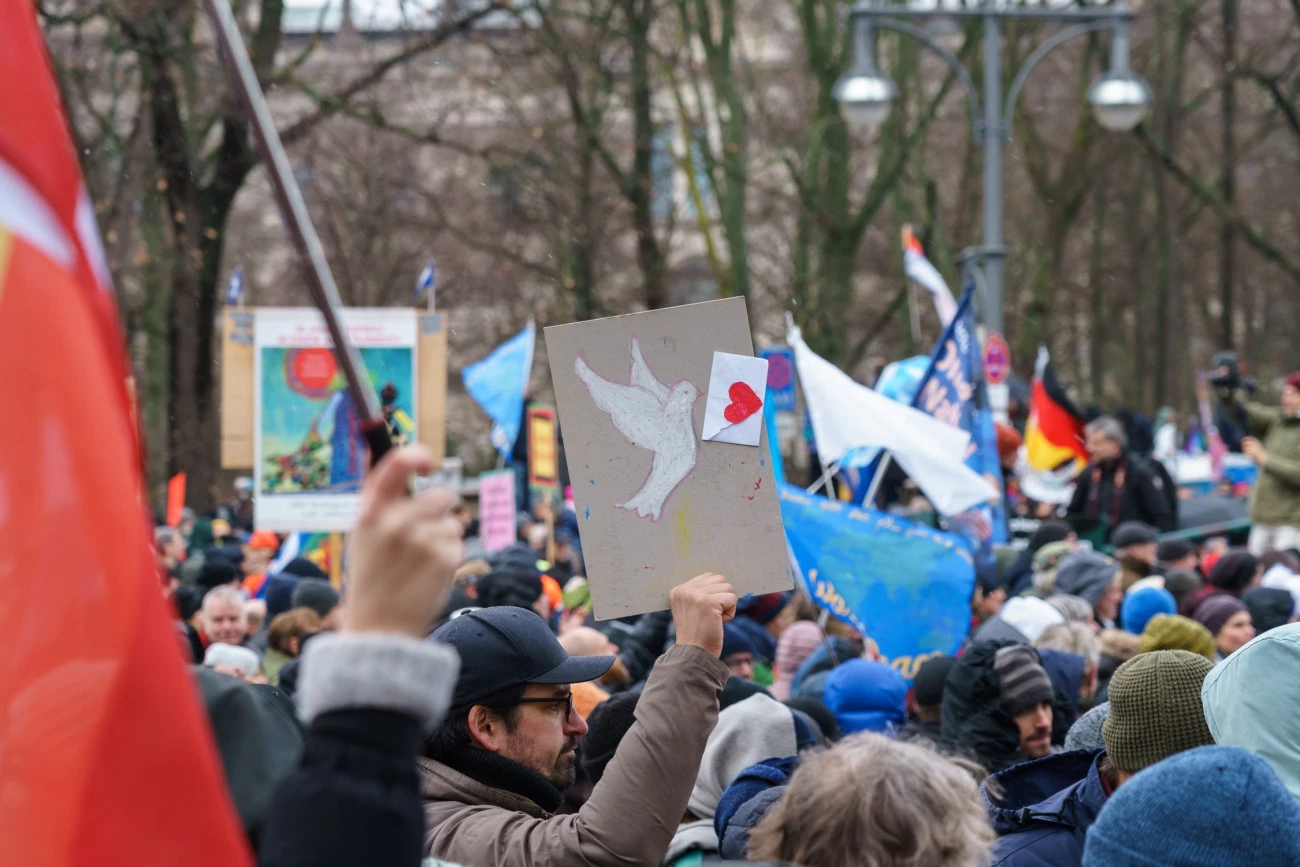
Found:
[1214,356,1300,555]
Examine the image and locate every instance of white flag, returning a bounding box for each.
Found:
[902,225,958,327]
[788,323,999,515]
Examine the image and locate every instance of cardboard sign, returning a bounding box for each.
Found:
[527,405,560,493]
[545,298,791,619]
[478,470,517,553]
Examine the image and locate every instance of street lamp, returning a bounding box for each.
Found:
[1087,71,1152,132]
[833,0,1152,374]
[833,20,898,133]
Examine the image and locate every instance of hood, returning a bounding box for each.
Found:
[1202,623,1300,802]
[999,596,1066,643]
[730,616,777,663]
[984,750,1107,836]
[822,658,907,735]
[687,693,798,820]
[1038,647,1086,729]
[940,639,1027,773]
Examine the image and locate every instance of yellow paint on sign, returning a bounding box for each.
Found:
[672,491,692,558]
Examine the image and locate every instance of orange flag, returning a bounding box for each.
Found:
[166,472,188,527]
[0,6,252,865]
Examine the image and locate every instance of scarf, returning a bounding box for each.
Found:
[442,747,565,814]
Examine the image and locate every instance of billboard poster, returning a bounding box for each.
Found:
[254,308,417,531]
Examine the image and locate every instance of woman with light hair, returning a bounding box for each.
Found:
[747,733,994,867]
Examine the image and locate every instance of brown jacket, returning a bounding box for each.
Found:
[420,644,729,867]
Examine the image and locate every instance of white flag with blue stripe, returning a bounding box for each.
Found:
[414,260,435,300]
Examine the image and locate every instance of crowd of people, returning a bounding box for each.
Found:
[155,371,1300,867]
[152,441,1300,867]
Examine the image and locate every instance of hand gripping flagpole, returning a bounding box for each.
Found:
[202,0,392,467]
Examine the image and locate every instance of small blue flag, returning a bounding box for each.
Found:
[462,322,535,459]
[224,265,243,306]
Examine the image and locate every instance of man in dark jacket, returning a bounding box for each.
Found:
[981,650,1216,867]
[1068,417,1176,539]
[941,641,1056,773]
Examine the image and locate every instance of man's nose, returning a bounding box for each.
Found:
[564,707,588,737]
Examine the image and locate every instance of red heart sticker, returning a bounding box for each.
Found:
[723,381,763,424]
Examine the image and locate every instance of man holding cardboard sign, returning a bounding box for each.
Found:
[419,572,735,867]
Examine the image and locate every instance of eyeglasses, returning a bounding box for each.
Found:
[514,693,575,718]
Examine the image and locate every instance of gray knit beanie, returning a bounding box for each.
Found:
[1065,702,1110,752]
[1056,551,1119,607]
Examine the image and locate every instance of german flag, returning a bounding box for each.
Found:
[1024,347,1088,472]
[0,6,251,864]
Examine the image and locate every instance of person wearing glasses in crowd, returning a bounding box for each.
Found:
[419,573,736,867]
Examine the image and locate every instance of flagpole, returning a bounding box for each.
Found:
[202,0,391,466]
[861,452,893,508]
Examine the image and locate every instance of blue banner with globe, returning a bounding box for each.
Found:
[780,483,975,680]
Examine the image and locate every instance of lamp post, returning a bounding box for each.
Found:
[834,0,1151,347]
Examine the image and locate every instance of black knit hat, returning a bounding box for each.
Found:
[913,655,958,708]
[581,689,641,784]
[476,569,544,610]
[291,578,340,618]
[1208,551,1260,595]
[784,695,841,742]
[197,558,241,590]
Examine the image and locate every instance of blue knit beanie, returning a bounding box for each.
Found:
[1083,746,1300,866]
[1121,586,1178,635]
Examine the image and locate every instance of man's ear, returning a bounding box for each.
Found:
[288,636,300,656]
[466,705,507,753]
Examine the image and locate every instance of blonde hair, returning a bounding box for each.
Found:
[747,734,994,867]
[1035,621,1101,671]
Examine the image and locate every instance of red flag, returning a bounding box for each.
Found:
[166,472,188,527]
[0,6,251,865]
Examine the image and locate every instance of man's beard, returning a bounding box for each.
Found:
[544,738,579,790]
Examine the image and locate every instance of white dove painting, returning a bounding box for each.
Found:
[574,338,701,521]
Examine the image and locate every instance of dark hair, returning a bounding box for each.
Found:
[424,682,527,761]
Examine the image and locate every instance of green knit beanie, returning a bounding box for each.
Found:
[1103,650,1215,773]
[1140,613,1216,659]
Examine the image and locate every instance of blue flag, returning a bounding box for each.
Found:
[414,260,435,300]
[781,483,974,679]
[462,322,535,458]
[224,265,243,306]
[909,286,1007,559]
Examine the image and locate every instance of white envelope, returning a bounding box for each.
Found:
[701,352,769,446]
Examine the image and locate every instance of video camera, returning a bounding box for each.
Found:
[1208,351,1241,389]
[1208,351,1256,397]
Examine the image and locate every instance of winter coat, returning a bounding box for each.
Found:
[420,644,729,867]
[1243,402,1300,527]
[984,750,1109,867]
[1068,455,1176,537]
[618,609,675,685]
[713,757,797,861]
[941,640,1035,773]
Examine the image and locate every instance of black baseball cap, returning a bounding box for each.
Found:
[431,606,615,708]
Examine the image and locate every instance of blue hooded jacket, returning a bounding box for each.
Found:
[1037,648,1086,742]
[982,750,1109,867]
[822,658,908,736]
